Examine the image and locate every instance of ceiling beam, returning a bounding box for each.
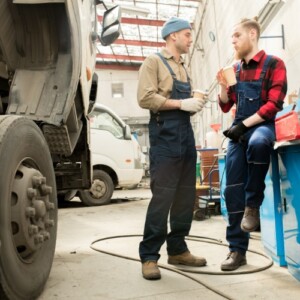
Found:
[98,16,165,26]
[110,38,165,47]
[96,63,140,71]
[97,53,145,61]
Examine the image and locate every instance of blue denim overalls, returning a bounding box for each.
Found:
[139,53,197,262]
[225,55,276,254]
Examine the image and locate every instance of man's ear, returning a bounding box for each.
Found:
[169,32,177,41]
[249,28,257,41]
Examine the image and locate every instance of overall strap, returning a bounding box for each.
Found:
[235,62,241,81]
[156,53,190,82]
[235,55,272,82]
[259,55,272,80]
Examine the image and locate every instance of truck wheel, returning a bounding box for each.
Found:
[0,116,57,300]
[79,169,113,206]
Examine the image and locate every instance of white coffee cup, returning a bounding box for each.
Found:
[193,89,207,100]
[222,66,237,86]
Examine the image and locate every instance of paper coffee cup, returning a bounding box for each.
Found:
[193,89,206,99]
[222,66,237,86]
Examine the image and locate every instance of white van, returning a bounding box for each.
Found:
[78,103,144,206]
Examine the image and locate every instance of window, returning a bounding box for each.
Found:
[90,111,123,139]
[111,83,124,98]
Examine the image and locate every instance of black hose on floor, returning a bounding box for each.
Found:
[90,234,273,300]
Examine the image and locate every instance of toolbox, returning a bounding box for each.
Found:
[275,100,300,141]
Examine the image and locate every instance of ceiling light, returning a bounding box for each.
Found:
[105,3,150,17]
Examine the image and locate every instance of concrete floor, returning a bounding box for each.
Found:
[39,185,300,300]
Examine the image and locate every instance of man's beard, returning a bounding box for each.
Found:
[234,41,253,60]
[176,43,189,55]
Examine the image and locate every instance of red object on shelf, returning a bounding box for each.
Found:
[275,110,300,141]
[210,123,221,132]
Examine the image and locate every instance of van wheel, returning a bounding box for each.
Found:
[78,170,113,206]
[57,190,77,202]
[126,184,138,190]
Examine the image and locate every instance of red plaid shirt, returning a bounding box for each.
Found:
[219,50,287,120]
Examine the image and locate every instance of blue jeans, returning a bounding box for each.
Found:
[225,123,275,254]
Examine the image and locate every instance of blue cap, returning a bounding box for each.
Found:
[161,17,192,40]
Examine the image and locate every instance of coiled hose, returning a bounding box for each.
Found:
[91,234,273,300]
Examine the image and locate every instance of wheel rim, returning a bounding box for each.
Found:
[89,179,106,198]
[10,162,55,262]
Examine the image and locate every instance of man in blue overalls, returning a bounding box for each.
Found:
[137,17,207,280]
[217,18,287,271]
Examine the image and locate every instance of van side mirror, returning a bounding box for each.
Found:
[124,124,131,140]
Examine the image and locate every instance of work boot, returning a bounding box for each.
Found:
[221,251,247,271]
[142,261,161,280]
[241,206,260,232]
[168,251,207,267]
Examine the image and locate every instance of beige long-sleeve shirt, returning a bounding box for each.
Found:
[137,48,192,113]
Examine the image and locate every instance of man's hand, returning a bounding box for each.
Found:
[216,69,228,87]
[180,98,206,113]
[223,122,248,142]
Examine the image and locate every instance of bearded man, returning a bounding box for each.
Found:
[216,17,287,271]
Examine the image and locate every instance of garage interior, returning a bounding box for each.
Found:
[41,0,300,299]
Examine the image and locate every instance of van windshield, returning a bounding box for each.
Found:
[90,110,123,139]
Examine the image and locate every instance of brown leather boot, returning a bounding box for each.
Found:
[142,261,161,280]
[168,251,207,267]
[221,251,247,271]
[241,206,260,232]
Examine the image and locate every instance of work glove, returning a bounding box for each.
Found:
[223,122,248,143]
[180,97,206,113]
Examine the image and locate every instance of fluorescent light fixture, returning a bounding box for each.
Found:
[121,5,150,17]
[105,3,150,17]
[258,0,285,31]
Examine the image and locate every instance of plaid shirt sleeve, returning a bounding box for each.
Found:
[258,57,287,120]
[218,89,236,113]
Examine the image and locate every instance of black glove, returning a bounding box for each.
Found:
[223,122,248,142]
